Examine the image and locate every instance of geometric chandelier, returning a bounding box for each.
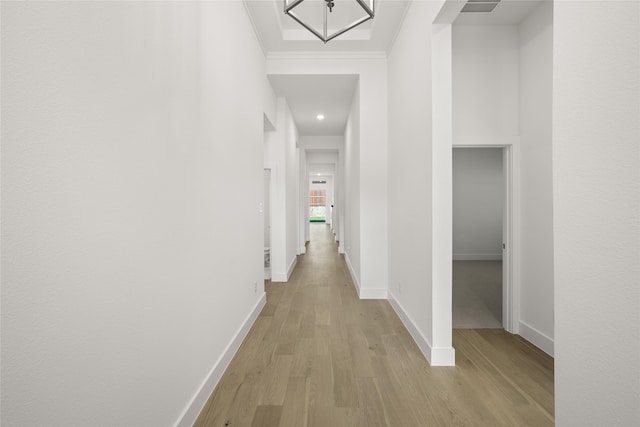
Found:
[284,0,374,43]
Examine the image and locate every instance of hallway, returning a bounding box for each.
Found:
[194,224,553,426]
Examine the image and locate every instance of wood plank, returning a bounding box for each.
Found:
[251,405,283,427]
[330,337,358,408]
[194,225,555,427]
[278,377,309,427]
[356,377,388,427]
[307,355,333,427]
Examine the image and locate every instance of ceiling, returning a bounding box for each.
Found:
[258,0,543,138]
[244,0,411,53]
[268,74,359,136]
[454,0,542,25]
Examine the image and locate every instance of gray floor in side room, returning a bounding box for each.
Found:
[453,261,502,328]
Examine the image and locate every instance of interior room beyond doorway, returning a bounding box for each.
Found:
[452,147,504,328]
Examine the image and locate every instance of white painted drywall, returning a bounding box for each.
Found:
[452,25,519,145]
[263,98,299,281]
[553,1,640,425]
[388,1,455,364]
[298,147,308,252]
[264,169,271,248]
[344,84,362,287]
[286,102,299,276]
[266,58,388,297]
[1,2,266,426]
[518,1,554,354]
[299,136,343,150]
[452,148,503,260]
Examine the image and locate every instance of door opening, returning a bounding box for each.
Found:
[452,146,514,331]
[309,188,327,223]
[264,168,272,280]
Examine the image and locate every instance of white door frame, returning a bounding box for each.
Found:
[452,139,520,333]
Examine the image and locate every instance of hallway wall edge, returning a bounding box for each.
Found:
[519,320,554,357]
[388,291,455,366]
[174,293,267,427]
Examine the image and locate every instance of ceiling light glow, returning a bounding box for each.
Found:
[316,114,325,120]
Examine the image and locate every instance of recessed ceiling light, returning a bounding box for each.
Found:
[316,114,325,120]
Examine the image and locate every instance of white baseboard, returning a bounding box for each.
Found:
[344,252,361,295]
[359,288,388,299]
[453,253,502,261]
[344,253,386,299]
[175,293,267,427]
[271,272,287,282]
[388,291,455,366]
[519,320,554,356]
[287,256,297,280]
[271,257,298,283]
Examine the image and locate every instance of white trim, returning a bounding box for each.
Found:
[344,252,385,300]
[453,253,502,261]
[452,138,521,334]
[385,0,413,52]
[241,0,267,58]
[271,256,298,282]
[519,321,554,357]
[388,291,455,366]
[338,245,345,254]
[174,293,267,427]
[430,346,456,366]
[286,255,298,280]
[266,51,387,61]
[344,252,361,295]
[358,288,388,300]
[271,271,288,282]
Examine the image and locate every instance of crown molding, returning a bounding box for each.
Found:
[242,0,268,59]
[385,0,413,53]
[266,51,388,61]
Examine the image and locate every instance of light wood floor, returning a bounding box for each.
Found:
[194,224,554,427]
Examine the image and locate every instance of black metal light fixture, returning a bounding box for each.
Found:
[284,0,374,44]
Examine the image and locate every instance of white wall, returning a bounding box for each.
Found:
[518,1,554,355]
[298,147,308,251]
[285,102,299,273]
[344,84,362,288]
[263,98,299,281]
[452,148,503,260]
[453,25,519,145]
[553,1,640,425]
[1,2,267,426]
[266,58,388,298]
[387,0,455,365]
[264,169,271,248]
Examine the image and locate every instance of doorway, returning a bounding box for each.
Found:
[452,147,502,328]
[309,188,327,223]
[264,168,272,280]
[452,146,512,329]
